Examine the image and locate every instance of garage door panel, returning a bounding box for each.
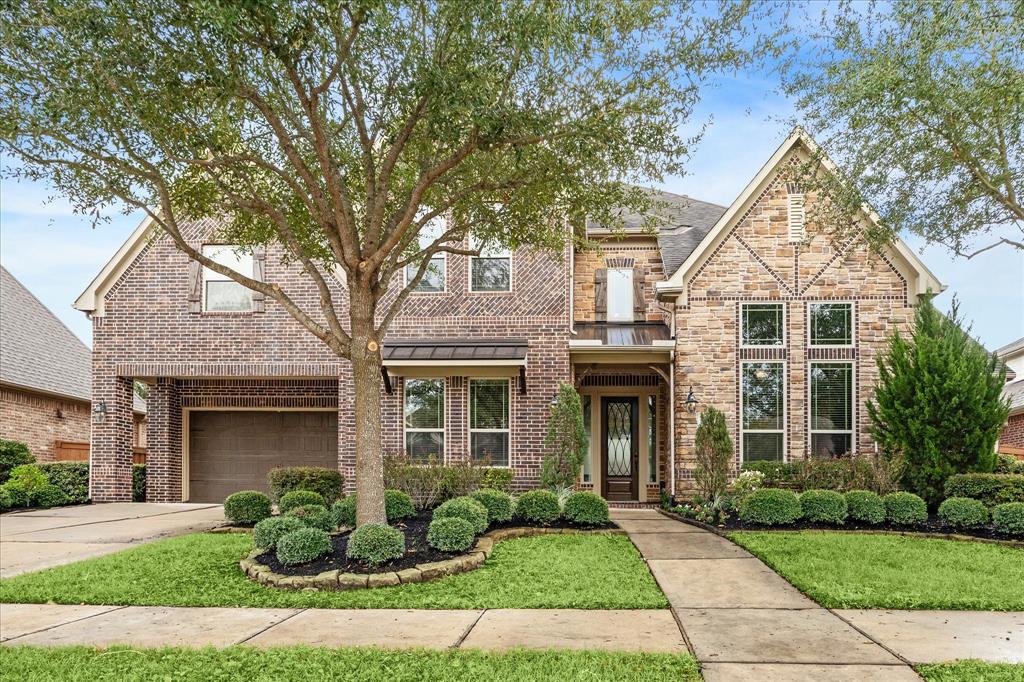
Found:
[188,411,338,503]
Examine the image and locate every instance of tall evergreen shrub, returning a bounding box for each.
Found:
[693,406,734,501]
[540,383,587,489]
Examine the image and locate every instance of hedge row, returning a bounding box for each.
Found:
[736,489,929,527]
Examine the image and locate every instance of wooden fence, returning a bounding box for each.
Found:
[53,440,148,464]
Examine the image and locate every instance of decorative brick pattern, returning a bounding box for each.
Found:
[0,387,91,461]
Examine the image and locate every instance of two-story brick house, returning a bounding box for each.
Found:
[76,129,943,504]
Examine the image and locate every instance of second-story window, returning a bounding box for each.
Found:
[810,303,853,346]
[470,237,511,292]
[607,268,634,322]
[202,245,252,312]
[406,216,447,292]
[741,303,784,346]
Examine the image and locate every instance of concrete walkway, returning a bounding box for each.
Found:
[0,503,224,577]
[613,508,1024,680]
[0,603,687,652]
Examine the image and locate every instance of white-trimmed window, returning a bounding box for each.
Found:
[607,268,634,322]
[741,303,784,346]
[202,245,253,312]
[469,237,511,292]
[405,216,447,292]
[810,362,853,458]
[741,362,785,461]
[470,378,510,466]
[404,378,444,462]
[809,302,853,346]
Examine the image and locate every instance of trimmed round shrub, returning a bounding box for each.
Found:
[31,484,68,509]
[514,489,561,525]
[275,527,331,566]
[562,491,610,526]
[223,490,273,525]
[331,497,356,528]
[845,490,886,525]
[884,492,928,526]
[433,496,489,534]
[279,490,326,513]
[938,497,989,530]
[385,489,416,522]
[268,466,345,505]
[470,488,515,523]
[799,489,847,525]
[346,523,405,566]
[427,516,477,552]
[992,502,1024,536]
[253,515,306,549]
[284,504,334,531]
[738,488,802,526]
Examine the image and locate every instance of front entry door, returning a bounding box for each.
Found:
[601,397,639,501]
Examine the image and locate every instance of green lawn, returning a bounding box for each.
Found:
[917,661,1024,682]
[0,646,701,682]
[730,531,1024,610]
[0,532,667,609]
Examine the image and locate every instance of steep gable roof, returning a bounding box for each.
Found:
[656,128,944,301]
[1,265,92,402]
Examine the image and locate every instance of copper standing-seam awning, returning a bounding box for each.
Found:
[381,339,529,394]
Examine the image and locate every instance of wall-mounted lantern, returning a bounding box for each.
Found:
[92,400,108,424]
[684,387,699,414]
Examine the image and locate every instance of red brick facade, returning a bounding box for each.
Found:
[0,386,91,461]
[1001,413,1024,449]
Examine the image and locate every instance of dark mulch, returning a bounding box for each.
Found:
[255,511,617,576]
[672,511,1021,543]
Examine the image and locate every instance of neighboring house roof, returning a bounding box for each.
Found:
[656,128,945,302]
[1,265,92,402]
[1004,379,1024,416]
[996,336,1024,385]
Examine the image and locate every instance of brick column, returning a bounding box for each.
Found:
[90,372,134,501]
[146,379,182,502]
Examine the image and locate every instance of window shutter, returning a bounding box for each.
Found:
[787,193,806,242]
[594,268,607,322]
[187,259,202,313]
[632,267,645,318]
[252,247,266,313]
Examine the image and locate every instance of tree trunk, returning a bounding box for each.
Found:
[349,287,387,527]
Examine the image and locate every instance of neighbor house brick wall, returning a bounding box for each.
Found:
[1001,413,1024,449]
[91,216,570,499]
[671,158,914,495]
[0,387,91,461]
[573,237,668,323]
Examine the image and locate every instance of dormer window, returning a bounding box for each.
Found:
[202,245,252,312]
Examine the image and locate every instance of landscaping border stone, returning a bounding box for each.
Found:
[240,526,626,591]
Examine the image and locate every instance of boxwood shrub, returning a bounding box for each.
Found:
[279,490,326,513]
[0,439,34,484]
[268,466,345,505]
[345,523,405,566]
[844,490,886,524]
[37,462,89,504]
[515,489,561,525]
[223,490,273,525]
[799,489,848,524]
[331,497,356,528]
[480,468,514,491]
[938,497,989,529]
[426,516,477,552]
[433,496,489,534]
[253,515,306,550]
[943,473,1024,507]
[276,527,331,565]
[738,488,802,525]
[31,484,68,508]
[992,502,1024,536]
[284,504,335,531]
[884,492,928,526]
[469,488,515,523]
[562,491,609,526]
[385,489,416,522]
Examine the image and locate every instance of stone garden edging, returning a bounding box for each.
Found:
[656,508,1024,549]
[240,525,627,591]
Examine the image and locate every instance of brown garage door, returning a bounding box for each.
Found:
[188,411,338,503]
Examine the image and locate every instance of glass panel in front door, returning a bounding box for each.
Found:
[607,401,632,476]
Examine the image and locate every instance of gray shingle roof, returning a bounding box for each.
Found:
[1,265,92,402]
[1003,379,1024,413]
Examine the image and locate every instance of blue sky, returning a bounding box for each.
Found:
[1,57,1021,351]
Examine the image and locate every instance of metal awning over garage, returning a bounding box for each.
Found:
[381,338,529,391]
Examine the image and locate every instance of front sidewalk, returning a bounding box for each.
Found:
[0,503,224,577]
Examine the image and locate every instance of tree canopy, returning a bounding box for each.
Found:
[782,0,1023,257]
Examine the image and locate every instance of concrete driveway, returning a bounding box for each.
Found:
[0,503,224,578]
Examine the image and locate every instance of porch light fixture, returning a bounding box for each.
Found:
[684,387,699,414]
[92,400,108,423]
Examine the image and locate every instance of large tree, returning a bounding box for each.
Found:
[782,0,1023,257]
[0,0,766,524]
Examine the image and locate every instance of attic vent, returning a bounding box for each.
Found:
[787,190,805,243]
